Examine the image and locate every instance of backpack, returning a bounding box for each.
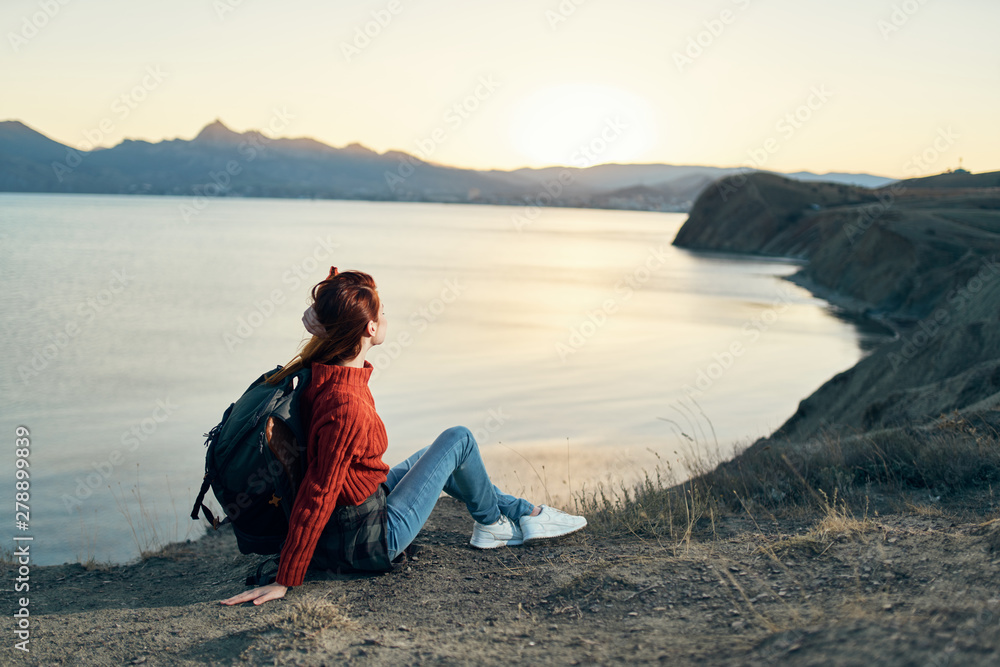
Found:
[190,365,312,555]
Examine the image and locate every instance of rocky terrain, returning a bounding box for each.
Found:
[3,493,999,666]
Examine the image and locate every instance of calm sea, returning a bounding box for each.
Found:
[0,193,886,565]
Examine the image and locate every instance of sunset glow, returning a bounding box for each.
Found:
[1,1,997,176]
[507,82,659,167]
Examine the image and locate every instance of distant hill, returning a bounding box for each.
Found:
[0,119,896,211]
[781,170,897,189]
[895,169,1000,189]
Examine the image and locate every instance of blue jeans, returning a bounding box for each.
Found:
[383,425,534,560]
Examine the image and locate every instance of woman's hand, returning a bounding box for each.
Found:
[219,583,288,606]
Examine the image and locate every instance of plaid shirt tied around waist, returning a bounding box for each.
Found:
[305,483,393,574]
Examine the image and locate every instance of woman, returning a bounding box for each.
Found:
[221,267,587,606]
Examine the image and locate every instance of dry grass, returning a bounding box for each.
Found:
[279,592,356,638]
[107,465,195,561]
[902,500,947,517]
[811,490,876,539]
[580,410,1000,540]
[79,556,115,573]
[765,490,880,560]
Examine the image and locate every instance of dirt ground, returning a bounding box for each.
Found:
[3,495,999,666]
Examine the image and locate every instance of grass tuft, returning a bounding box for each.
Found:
[280,592,356,637]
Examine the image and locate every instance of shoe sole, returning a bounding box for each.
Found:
[522,521,587,544]
[470,538,522,549]
[469,541,523,550]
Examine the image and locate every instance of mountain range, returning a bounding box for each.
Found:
[0,119,896,211]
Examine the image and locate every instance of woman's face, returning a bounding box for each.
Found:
[372,301,388,346]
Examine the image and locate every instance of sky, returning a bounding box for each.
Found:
[1,0,997,178]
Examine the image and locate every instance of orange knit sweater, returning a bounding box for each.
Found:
[276,360,389,587]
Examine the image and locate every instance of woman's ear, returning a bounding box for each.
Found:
[366,320,377,337]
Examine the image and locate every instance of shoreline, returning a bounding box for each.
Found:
[784,270,903,339]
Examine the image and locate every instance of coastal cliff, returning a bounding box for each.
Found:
[674,170,1000,441]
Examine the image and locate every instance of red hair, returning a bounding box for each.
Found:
[267,268,380,383]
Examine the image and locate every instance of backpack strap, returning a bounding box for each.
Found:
[191,399,238,527]
[189,473,230,529]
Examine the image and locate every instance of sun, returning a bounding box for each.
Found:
[508,83,658,168]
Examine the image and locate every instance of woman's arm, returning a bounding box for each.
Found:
[216,396,370,604]
[275,410,367,587]
[216,412,364,605]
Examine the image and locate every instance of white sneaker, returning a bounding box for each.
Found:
[519,506,587,543]
[470,515,524,549]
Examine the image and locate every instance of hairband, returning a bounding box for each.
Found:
[302,267,341,336]
[302,305,326,337]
